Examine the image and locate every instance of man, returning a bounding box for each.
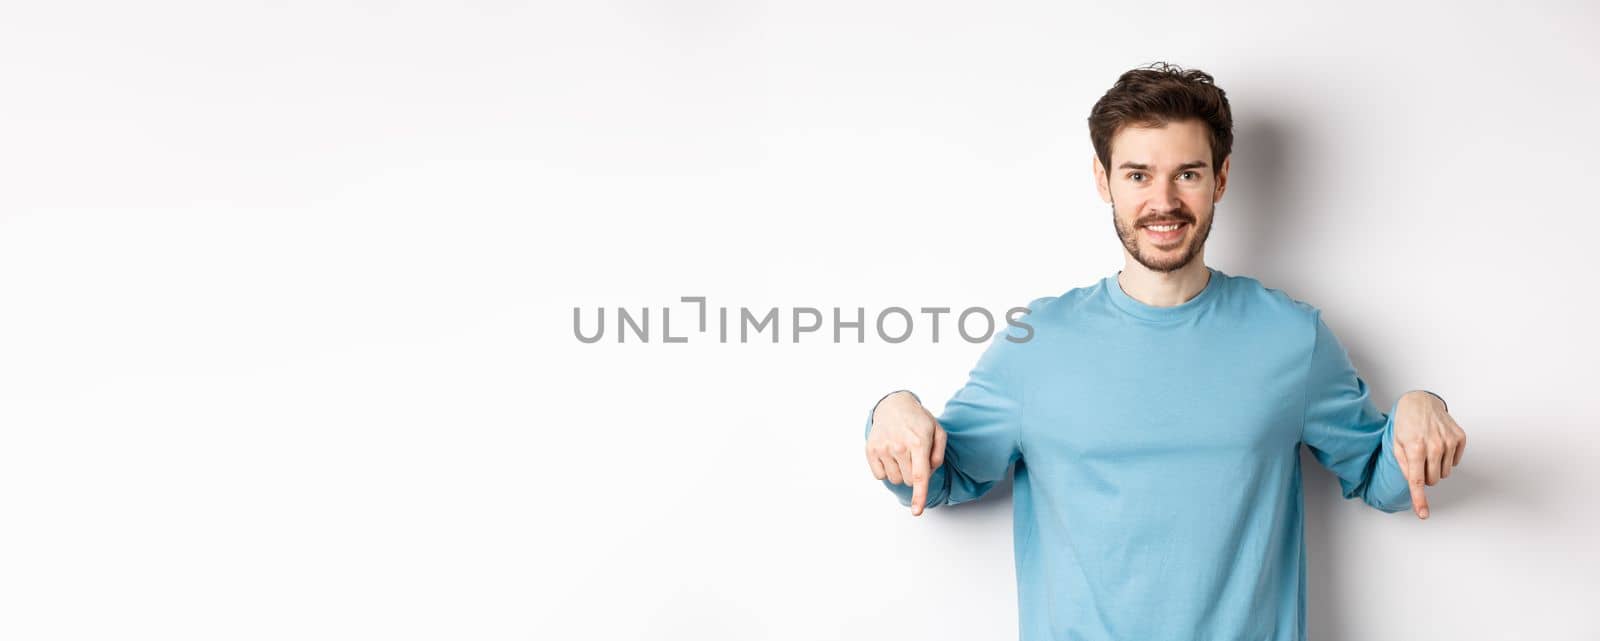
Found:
[861,62,1467,640]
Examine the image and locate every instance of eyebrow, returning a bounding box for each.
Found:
[1117,160,1209,172]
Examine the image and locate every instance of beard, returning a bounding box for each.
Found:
[1111,202,1214,273]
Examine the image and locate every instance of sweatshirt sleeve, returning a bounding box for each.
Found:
[863,328,1026,509]
[1300,311,1412,513]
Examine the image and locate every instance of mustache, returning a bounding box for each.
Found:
[1133,212,1196,226]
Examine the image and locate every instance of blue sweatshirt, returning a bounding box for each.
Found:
[865,267,1423,641]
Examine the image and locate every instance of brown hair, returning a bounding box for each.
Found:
[1088,62,1233,175]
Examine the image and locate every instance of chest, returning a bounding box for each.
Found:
[1017,324,1306,463]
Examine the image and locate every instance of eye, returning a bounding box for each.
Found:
[1127,172,1145,182]
[1179,171,1199,181]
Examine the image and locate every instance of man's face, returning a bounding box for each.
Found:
[1094,119,1229,273]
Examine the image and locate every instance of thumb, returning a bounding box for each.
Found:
[931,422,947,471]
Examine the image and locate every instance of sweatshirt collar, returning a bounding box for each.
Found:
[1104,266,1224,323]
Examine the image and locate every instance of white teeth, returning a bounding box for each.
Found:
[1146,223,1181,231]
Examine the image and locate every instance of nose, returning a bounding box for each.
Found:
[1154,179,1182,209]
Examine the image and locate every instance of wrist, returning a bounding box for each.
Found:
[1402,389,1448,412]
[873,389,922,420]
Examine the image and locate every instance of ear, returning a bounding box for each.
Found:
[1093,155,1111,203]
[1213,154,1230,203]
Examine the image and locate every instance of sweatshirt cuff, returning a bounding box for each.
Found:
[1368,399,1415,513]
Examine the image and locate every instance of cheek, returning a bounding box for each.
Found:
[1183,193,1214,213]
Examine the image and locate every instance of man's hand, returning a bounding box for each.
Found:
[865,391,947,516]
[1392,391,1467,520]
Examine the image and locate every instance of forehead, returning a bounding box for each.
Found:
[1109,119,1212,166]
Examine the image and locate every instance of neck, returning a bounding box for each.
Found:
[1117,253,1211,307]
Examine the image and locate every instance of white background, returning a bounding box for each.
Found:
[2,1,1596,640]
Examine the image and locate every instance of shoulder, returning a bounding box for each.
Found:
[1213,271,1335,356]
[1217,270,1324,325]
[1216,270,1368,377]
[1013,277,1107,324]
[977,279,1100,349]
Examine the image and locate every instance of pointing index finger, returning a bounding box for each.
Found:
[910,439,930,516]
[1399,437,1430,519]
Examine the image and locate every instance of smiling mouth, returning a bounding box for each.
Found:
[1140,221,1189,245]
